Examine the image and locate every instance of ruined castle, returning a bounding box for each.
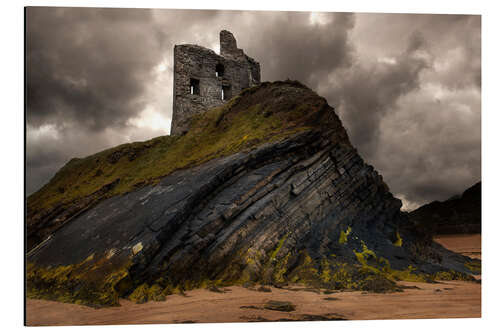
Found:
[171,30,261,135]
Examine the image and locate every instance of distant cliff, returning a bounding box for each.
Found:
[27,81,479,307]
[409,182,481,235]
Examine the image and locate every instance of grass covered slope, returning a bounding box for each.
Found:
[27,80,348,251]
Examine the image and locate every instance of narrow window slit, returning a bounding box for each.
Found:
[190,78,200,95]
[216,63,225,77]
[222,85,231,101]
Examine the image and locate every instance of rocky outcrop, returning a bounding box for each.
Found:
[26,178,120,252]
[409,182,481,235]
[26,81,479,307]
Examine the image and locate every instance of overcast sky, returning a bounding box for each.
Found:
[25,7,481,210]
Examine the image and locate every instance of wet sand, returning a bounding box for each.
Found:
[435,233,481,260]
[26,234,481,326]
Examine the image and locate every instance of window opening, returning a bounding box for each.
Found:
[190,78,200,95]
[222,85,231,100]
[216,63,225,77]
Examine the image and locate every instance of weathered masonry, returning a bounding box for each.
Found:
[171,30,261,135]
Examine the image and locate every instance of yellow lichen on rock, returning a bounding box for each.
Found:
[338,226,352,244]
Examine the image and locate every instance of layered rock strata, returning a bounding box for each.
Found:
[27,81,479,307]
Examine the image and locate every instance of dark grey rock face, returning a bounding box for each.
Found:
[171,30,260,135]
[28,127,476,289]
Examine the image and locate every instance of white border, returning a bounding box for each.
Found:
[2,0,498,332]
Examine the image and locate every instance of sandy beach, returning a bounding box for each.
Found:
[435,234,482,260]
[26,234,481,326]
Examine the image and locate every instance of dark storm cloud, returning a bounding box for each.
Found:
[26,7,162,130]
[26,8,481,209]
[26,134,67,194]
[373,85,481,208]
[25,7,222,194]
[242,12,355,86]
[339,14,481,208]
[327,31,431,157]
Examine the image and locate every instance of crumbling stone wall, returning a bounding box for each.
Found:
[171,30,260,135]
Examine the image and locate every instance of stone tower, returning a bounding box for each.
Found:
[171,30,261,135]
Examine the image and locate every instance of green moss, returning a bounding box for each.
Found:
[288,253,320,286]
[320,259,332,283]
[464,260,481,274]
[273,253,291,283]
[393,231,403,247]
[258,233,293,284]
[128,284,149,304]
[171,285,185,295]
[432,270,475,281]
[338,227,352,244]
[128,283,166,303]
[26,258,131,308]
[329,263,354,288]
[353,241,376,267]
[153,277,236,296]
[353,241,428,284]
[359,275,397,293]
[351,240,474,284]
[292,253,395,292]
[388,265,427,283]
[148,284,167,301]
[270,233,290,260]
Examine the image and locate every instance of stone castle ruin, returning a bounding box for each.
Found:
[171,30,261,135]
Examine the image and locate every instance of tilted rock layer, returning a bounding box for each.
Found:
[27,81,479,307]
